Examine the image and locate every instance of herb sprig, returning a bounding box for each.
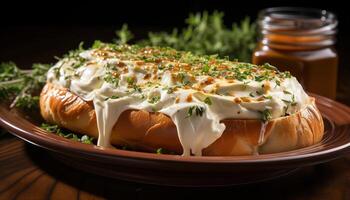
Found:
[0,62,50,110]
[115,11,257,62]
[40,123,95,144]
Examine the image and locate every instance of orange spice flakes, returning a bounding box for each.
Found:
[122,67,129,73]
[171,74,177,83]
[92,50,110,58]
[234,97,242,104]
[144,73,151,80]
[189,76,196,82]
[216,65,229,71]
[191,84,206,92]
[83,44,289,96]
[135,61,145,66]
[175,97,180,103]
[152,74,158,80]
[111,71,119,77]
[86,61,97,66]
[141,47,161,55]
[186,94,193,102]
[204,77,214,85]
[116,62,126,68]
[172,64,180,72]
[180,63,191,71]
[240,97,251,103]
[262,81,271,93]
[208,59,217,65]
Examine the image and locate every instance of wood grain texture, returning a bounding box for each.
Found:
[1,136,350,200]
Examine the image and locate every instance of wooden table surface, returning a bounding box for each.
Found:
[0,134,350,200]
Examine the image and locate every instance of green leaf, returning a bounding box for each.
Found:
[202,64,210,73]
[148,95,161,104]
[203,97,212,105]
[115,24,134,44]
[259,109,272,122]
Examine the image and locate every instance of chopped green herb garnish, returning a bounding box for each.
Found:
[256,90,263,95]
[262,63,277,70]
[40,123,95,144]
[148,95,161,104]
[263,95,272,99]
[275,80,281,86]
[281,71,292,78]
[283,90,292,95]
[158,64,165,70]
[291,95,297,106]
[202,64,210,73]
[167,87,174,94]
[105,95,120,101]
[186,106,205,118]
[155,147,176,155]
[177,73,186,83]
[255,75,266,82]
[104,74,119,87]
[282,94,297,107]
[81,135,94,144]
[156,148,164,154]
[259,109,272,122]
[133,85,142,93]
[282,99,291,104]
[126,76,135,85]
[203,97,212,105]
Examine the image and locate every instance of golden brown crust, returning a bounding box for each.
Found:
[40,83,324,156]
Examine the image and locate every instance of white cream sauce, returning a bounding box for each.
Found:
[47,48,310,156]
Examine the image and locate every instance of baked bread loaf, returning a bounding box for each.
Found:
[40,43,324,156]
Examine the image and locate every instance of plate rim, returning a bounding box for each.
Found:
[1,94,350,165]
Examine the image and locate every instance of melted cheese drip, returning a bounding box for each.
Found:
[47,46,310,156]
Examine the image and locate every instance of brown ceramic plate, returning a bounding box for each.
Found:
[0,94,350,187]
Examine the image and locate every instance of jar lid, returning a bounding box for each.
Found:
[258,7,338,48]
[259,7,338,36]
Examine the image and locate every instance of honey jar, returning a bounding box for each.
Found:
[252,7,338,99]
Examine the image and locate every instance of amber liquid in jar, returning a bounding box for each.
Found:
[253,7,338,99]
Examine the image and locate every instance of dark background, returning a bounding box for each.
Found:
[1,0,349,102]
[1,2,349,198]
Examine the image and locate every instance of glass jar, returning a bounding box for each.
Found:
[252,7,338,99]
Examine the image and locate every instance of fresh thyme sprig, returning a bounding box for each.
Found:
[40,123,95,144]
[0,62,50,110]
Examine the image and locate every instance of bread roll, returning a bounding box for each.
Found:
[40,43,324,156]
[40,83,324,155]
